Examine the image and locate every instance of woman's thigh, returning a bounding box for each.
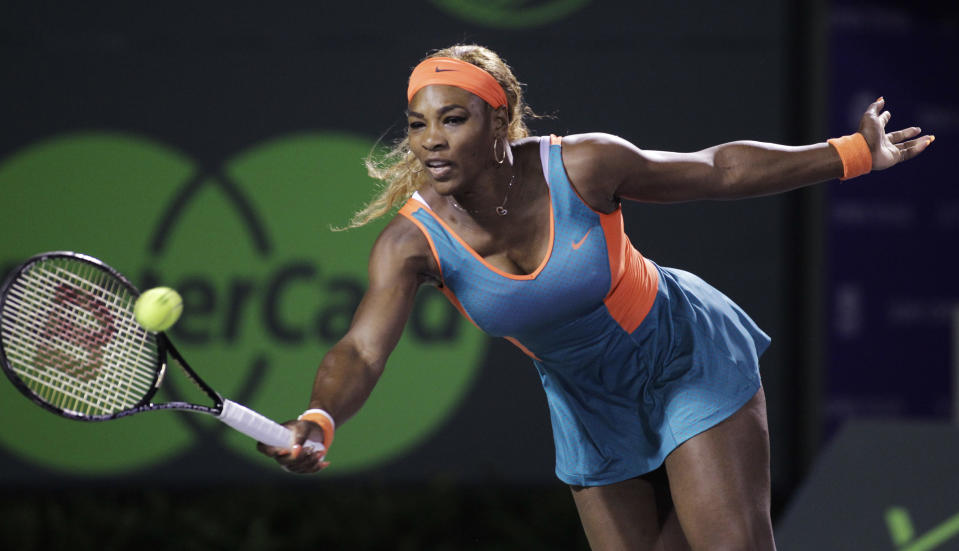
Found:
[663,387,775,551]
[570,472,690,551]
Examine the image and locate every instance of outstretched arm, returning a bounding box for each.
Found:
[257,215,437,473]
[562,98,934,209]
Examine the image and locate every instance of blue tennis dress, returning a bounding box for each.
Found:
[399,136,769,486]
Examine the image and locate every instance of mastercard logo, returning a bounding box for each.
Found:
[0,132,485,476]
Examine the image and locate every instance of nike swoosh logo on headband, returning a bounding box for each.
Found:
[434,67,456,72]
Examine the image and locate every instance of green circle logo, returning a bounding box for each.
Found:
[0,132,485,475]
[431,0,591,29]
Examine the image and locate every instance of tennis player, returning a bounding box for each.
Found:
[258,44,933,550]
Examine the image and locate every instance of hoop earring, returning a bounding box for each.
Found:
[493,137,506,165]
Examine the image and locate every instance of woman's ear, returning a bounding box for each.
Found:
[492,105,509,135]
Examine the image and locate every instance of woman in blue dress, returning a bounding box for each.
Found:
[258,44,932,550]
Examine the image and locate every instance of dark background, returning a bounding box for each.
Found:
[1,0,956,548]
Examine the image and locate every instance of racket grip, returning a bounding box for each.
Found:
[219,399,326,455]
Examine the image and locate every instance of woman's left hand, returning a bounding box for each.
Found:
[858,97,934,171]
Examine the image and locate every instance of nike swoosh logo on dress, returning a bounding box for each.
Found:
[572,229,591,250]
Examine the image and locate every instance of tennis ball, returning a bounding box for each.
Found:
[134,287,183,332]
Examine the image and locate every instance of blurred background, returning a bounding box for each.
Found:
[0,0,956,549]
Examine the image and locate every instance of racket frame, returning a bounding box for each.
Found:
[0,251,224,421]
[0,250,322,454]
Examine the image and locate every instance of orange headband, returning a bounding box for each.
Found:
[407,57,508,109]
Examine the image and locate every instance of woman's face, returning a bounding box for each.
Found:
[407,84,504,195]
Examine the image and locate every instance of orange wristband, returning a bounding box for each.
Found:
[298,408,335,451]
[827,133,872,181]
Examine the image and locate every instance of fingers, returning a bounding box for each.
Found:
[291,419,327,456]
[879,110,892,128]
[255,419,330,474]
[280,448,328,474]
[857,97,934,169]
[291,419,320,445]
[887,126,921,144]
[257,440,327,474]
[255,419,300,457]
[282,420,329,473]
[896,134,935,163]
[858,97,889,148]
[256,440,288,457]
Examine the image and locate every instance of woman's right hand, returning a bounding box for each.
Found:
[256,419,330,474]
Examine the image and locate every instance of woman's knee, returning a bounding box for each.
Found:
[694,512,774,551]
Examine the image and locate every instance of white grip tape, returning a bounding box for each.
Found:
[219,399,325,455]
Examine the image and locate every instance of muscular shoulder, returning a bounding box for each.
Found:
[369,214,440,287]
[560,133,647,213]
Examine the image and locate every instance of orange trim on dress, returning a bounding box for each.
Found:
[439,284,481,331]
[411,191,556,281]
[399,200,443,275]
[599,210,659,333]
[546,134,614,217]
[505,336,541,361]
[400,198,482,330]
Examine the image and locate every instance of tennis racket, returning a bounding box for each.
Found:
[0,251,323,455]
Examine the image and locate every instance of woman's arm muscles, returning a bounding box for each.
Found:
[258,216,436,471]
[305,222,428,424]
[562,133,843,206]
[656,140,843,201]
[562,98,933,206]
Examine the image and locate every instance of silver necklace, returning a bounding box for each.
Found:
[449,174,516,216]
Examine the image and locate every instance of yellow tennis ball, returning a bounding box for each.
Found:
[134,287,183,332]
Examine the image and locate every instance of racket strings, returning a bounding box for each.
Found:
[40,262,156,409]
[59,261,155,409]
[2,267,134,413]
[54,261,156,411]
[1,258,159,416]
[3,267,152,414]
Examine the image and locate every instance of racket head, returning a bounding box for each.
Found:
[0,251,164,420]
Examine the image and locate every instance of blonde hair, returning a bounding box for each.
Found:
[341,44,534,230]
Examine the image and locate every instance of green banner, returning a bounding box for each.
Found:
[431,0,590,29]
[0,132,485,476]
